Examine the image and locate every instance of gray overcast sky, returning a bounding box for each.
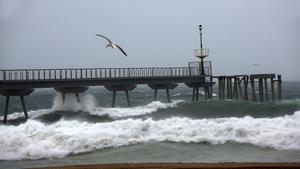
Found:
[0,0,299,80]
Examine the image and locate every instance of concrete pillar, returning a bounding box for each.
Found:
[148,83,177,103]
[112,91,116,107]
[125,90,131,107]
[20,96,28,120]
[62,93,66,102]
[258,79,264,102]
[238,77,243,100]
[218,77,222,100]
[192,87,195,101]
[278,75,282,100]
[233,77,238,99]
[166,89,171,103]
[196,87,199,101]
[3,96,9,124]
[154,88,158,101]
[271,77,275,101]
[244,76,249,101]
[222,77,226,100]
[226,77,230,99]
[264,78,269,102]
[75,93,80,103]
[229,78,233,99]
[251,78,257,102]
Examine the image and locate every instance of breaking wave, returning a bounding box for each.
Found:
[0,111,299,160]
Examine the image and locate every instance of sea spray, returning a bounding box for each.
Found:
[0,93,98,121]
[89,100,184,118]
[51,93,97,112]
[1,111,300,160]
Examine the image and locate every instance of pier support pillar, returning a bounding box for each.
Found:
[226,78,230,99]
[258,79,264,102]
[0,88,34,124]
[218,77,222,100]
[20,96,28,120]
[154,89,158,101]
[3,96,9,124]
[250,78,257,102]
[221,77,226,100]
[112,91,117,107]
[125,90,131,107]
[278,75,282,100]
[166,89,171,103]
[105,84,137,107]
[196,87,199,101]
[264,78,269,102]
[233,77,238,99]
[238,78,243,100]
[55,86,89,103]
[148,83,178,103]
[185,82,215,101]
[244,76,249,101]
[271,77,275,102]
[192,87,196,101]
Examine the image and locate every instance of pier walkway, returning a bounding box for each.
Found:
[0,63,214,123]
[0,62,282,124]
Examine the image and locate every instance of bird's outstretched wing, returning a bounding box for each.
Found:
[96,34,112,44]
[115,44,127,56]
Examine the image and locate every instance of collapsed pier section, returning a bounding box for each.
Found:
[214,74,282,102]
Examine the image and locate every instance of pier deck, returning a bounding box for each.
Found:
[0,66,214,123]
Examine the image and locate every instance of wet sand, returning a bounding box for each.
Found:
[32,163,300,169]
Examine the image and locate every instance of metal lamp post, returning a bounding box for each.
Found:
[199,25,206,75]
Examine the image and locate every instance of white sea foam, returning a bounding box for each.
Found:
[186,91,217,97]
[198,90,217,97]
[0,93,98,121]
[0,93,182,121]
[1,111,300,160]
[89,100,183,118]
[172,93,182,96]
[51,92,183,118]
[0,109,52,121]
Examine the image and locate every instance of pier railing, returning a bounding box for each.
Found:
[0,66,212,81]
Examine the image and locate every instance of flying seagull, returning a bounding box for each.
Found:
[96,34,127,56]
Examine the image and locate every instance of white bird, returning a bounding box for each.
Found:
[96,34,127,56]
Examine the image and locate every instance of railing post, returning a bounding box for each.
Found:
[3,71,6,80]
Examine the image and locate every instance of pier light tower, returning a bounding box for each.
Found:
[194,25,209,75]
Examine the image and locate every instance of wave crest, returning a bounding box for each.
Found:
[1,111,300,160]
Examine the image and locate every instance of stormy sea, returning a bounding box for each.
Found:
[0,81,300,169]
